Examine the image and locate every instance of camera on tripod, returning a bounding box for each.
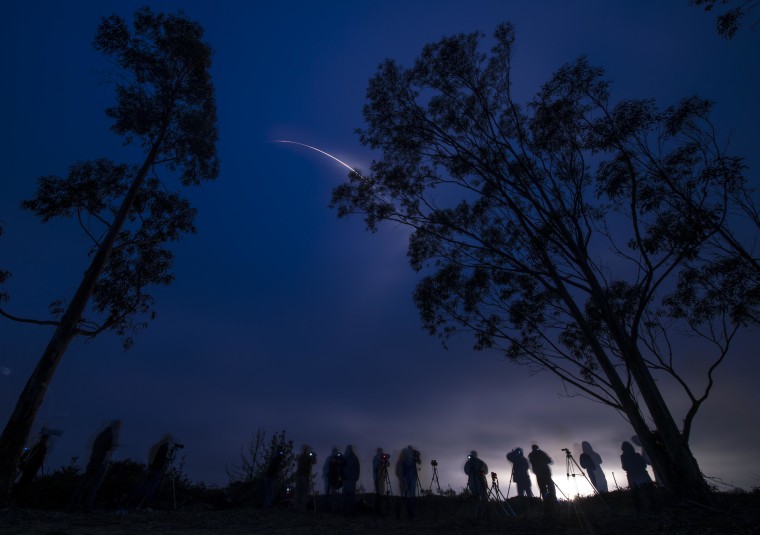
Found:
[413,450,421,462]
[562,448,571,455]
[171,442,185,450]
[380,452,390,464]
[431,459,438,467]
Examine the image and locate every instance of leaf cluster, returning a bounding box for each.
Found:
[94,7,220,184]
[20,158,196,347]
[692,0,760,38]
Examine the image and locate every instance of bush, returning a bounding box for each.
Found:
[17,457,222,511]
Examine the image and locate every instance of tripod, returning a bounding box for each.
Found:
[137,443,181,511]
[562,448,611,511]
[563,448,597,497]
[415,471,424,497]
[374,461,393,496]
[505,465,514,499]
[165,444,181,510]
[487,472,516,517]
[429,461,442,494]
[382,463,393,495]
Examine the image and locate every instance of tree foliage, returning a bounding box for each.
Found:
[1,8,219,347]
[0,7,219,500]
[692,0,760,38]
[331,22,756,502]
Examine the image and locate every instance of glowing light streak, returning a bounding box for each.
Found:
[273,139,357,173]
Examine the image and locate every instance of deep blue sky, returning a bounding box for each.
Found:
[2,1,759,496]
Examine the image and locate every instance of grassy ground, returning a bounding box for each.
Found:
[2,490,758,534]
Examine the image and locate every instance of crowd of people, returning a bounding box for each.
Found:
[287,438,658,515]
[12,423,660,513]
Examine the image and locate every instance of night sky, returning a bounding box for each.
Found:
[2,1,759,497]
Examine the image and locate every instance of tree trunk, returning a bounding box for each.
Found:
[626,348,713,503]
[554,269,709,503]
[0,139,163,501]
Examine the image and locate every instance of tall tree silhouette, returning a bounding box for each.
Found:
[331,23,755,503]
[0,7,219,499]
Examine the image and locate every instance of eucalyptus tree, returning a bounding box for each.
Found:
[331,23,755,502]
[0,7,219,498]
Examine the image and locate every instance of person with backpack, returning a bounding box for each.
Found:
[464,450,488,500]
[621,440,657,512]
[528,444,556,504]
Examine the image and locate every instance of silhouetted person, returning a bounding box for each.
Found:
[397,445,421,519]
[72,419,121,512]
[528,444,556,503]
[294,445,316,510]
[343,445,360,513]
[325,447,345,511]
[631,434,664,484]
[373,447,390,508]
[322,447,338,496]
[464,450,488,500]
[506,447,533,497]
[263,448,285,508]
[621,440,656,512]
[134,433,172,510]
[579,441,608,493]
[13,430,51,503]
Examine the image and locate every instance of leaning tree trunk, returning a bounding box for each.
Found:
[553,269,709,502]
[0,138,163,501]
[626,347,713,503]
[570,253,713,504]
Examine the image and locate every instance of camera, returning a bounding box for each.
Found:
[562,448,570,453]
[171,443,185,450]
[413,450,421,462]
[380,453,390,463]
[431,459,438,467]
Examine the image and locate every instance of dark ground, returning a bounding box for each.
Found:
[1,491,758,534]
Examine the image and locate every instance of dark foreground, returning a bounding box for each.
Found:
[2,491,758,534]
